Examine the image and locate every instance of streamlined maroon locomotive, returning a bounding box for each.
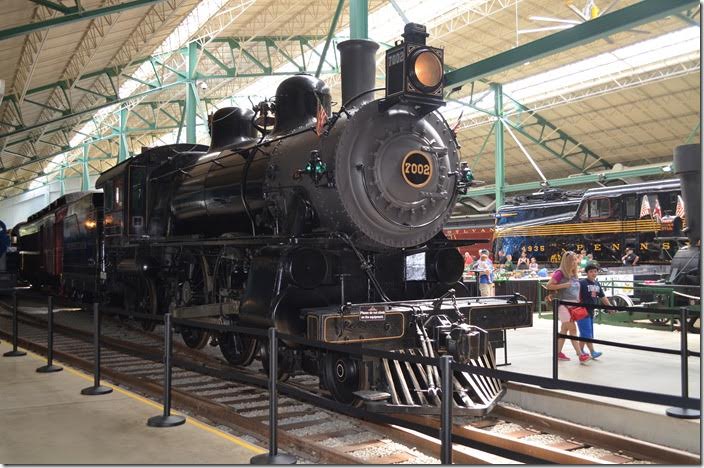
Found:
[17,24,532,415]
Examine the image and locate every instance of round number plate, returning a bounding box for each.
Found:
[401,151,433,188]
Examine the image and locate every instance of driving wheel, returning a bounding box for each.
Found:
[178,253,210,349]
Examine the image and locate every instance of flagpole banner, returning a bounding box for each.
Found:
[652,195,662,222]
[676,195,686,219]
[639,195,651,218]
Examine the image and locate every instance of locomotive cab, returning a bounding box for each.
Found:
[95,144,209,241]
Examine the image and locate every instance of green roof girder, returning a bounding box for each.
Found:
[0,81,181,142]
[29,0,79,15]
[316,0,345,78]
[0,0,164,42]
[445,0,699,88]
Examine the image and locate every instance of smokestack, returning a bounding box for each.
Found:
[336,39,379,108]
[673,143,701,245]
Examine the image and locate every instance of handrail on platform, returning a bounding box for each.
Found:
[553,298,700,419]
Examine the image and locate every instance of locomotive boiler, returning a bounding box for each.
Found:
[20,24,533,415]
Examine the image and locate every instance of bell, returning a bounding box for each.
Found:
[254,114,276,127]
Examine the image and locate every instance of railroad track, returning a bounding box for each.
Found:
[1,296,699,464]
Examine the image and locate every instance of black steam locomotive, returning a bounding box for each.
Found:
[15,25,532,415]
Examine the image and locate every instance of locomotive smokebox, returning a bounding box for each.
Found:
[337,39,379,108]
[673,143,701,245]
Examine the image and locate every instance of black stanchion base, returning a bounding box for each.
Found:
[666,407,700,419]
[3,349,27,357]
[36,364,63,373]
[81,385,113,395]
[147,414,186,427]
[250,453,297,464]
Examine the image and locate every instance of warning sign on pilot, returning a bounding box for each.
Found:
[359,306,386,321]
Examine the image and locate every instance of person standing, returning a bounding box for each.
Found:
[621,247,639,266]
[463,251,474,277]
[476,252,494,297]
[516,251,529,270]
[578,250,588,269]
[578,263,612,359]
[503,254,514,272]
[529,257,539,273]
[546,251,589,363]
[496,249,506,265]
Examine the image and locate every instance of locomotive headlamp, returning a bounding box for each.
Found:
[410,49,443,91]
[382,23,445,113]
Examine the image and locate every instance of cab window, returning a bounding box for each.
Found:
[578,203,588,221]
[588,198,610,219]
[624,195,637,219]
[104,181,114,211]
[113,178,124,210]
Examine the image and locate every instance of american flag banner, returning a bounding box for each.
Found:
[315,102,328,137]
[639,195,651,218]
[651,196,662,222]
[675,195,686,219]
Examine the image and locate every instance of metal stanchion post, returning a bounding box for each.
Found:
[81,302,112,395]
[251,327,296,465]
[37,295,62,373]
[666,307,700,419]
[552,298,559,381]
[439,355,453,464]
[4,290,26,357]
[148,313,185,427]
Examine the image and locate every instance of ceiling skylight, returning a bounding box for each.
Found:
[443,26,700,121]
[32,0,247,188]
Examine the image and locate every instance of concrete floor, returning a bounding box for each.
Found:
[504,315,700,401]
[0,341,265,464]
[501,315,701,453]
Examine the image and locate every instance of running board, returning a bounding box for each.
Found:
[171,302,238,319]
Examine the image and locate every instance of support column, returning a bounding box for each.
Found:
[81,144,90,191]
[118,106,129,163]
[350,0,368,40]
[59,164,65,196]
[185,41,198,144]
[492,83,505,209]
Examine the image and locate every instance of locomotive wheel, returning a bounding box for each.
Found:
[178,253,210,349]
[123,276,159,332]
[219,331,258,366]
[260,341,290,381]
[181,327,210,349]
[140,277,159,332]
[212,255,257,364]
[322,353,368,405]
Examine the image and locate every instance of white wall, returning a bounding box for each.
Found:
[0,174,100,229]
